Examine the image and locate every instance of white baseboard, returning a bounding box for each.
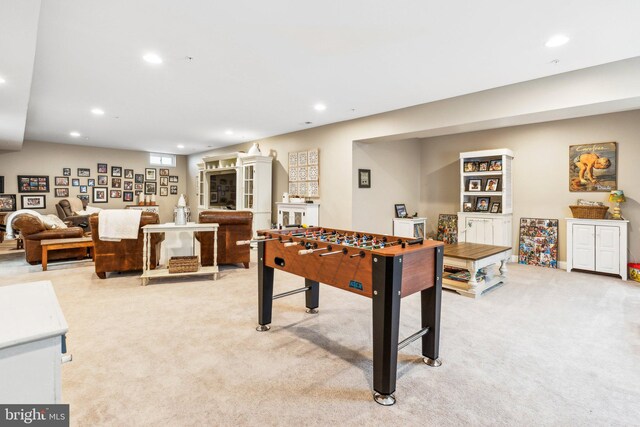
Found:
[509,255,567,270]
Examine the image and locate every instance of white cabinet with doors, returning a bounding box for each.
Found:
[276,203,320,228]
[566,218,628,280]
[457,214,512,246]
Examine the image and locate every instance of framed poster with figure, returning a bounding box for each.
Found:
[569,142,616,192]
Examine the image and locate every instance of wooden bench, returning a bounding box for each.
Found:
[443,242,511,298]
[41,237,94,271]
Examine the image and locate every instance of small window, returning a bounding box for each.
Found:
[149,153,176,167]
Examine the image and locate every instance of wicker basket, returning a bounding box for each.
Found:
[168,256,199,274]
[569,205,609,219]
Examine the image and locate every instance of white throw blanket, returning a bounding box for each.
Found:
[98,209,142,242]
[4,210,43,239]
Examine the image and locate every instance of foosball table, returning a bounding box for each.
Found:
[240,227,444,405]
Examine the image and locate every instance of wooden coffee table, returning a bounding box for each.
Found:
[41,237,94,271]
[443,242,511,298]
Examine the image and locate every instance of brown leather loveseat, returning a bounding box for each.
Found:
[196,211,253,268]
[55,199,90,230]
[11,214,86,264]
[89,212,164,279]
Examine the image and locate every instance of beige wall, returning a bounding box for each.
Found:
[0,140,188,223]
[419,110,640,262]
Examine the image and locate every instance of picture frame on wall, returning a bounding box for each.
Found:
[160,176,168,186]
[98,175,108,186]
[145,168,157,181]
[112,178,121,188]
[77,168,91,177]
[358,169,371,188]
[123,191,134,202]
[0,176,3,193]
[145,182,157,195]
[97,163,108,174]
[79,185,88,193]
[134,183,143,191]
[490,202,501,213]
[170,185,178,195]
[0,194,17,212]
[475,197,490,211]
[124,169,134,179]
[72,179,80,186]
[63,168,71,176]
[54,176,69,186]
[17,176,49,193]
[88,179,96,187]
[394,203,408,218]
[160,187,168,196]
[159,168,169,176]
[135,174,144,184]
[468,179,482,191]
[55,188,69,198]
[109,190,122,198]
[569,142,617,192]
[169,176,178,183]
[21,195,46,209]
[93,187,108,203]
[124,181,133,190]
[111,166,122,177]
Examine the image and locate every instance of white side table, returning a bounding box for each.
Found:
[392,217,426,238]
[141,222,219,286]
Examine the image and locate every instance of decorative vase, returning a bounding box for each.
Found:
[248,142,262,156]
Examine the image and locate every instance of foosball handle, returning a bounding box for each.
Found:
[236,240,252,245]
[298,249,314,255]
[401,238,424,248]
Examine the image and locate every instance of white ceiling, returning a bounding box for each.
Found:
[5,0,640,153]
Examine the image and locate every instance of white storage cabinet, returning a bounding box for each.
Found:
[276,202,319,228]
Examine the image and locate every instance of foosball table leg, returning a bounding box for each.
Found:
[305,279,319,314]
[257,241,274,332]
[371,255,403,406]
[422,246,443,367]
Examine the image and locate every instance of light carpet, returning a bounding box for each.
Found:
[0,251,639,426]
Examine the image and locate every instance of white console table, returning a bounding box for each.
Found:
[0,281,71,403]
[141,222,219,286]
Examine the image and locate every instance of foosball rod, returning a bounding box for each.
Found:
[236,237,281,245]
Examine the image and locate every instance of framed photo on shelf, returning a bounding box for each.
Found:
[97,163,108,174]
[463,202,473,212]
[490,202,501,213]
[0,194,17,212]
[211,192,218,203]
[145,168,157,181]
[478,161,489,172]
[485,178,499,192]
[394,203,408,218]
[63,168,71,176]
[463,161,478,172]
[358,169,371,188]
[18,176,49,193]
[54,188,69,197]
[111,166,122,177]
[72,179,80,186]
[77,168,91,177]
[145,182,157,195]
[475,197,490,211]
[54,176,69,186]
[124,169,134,179]
[468,179,482,191]
[489,159,502,171]
[21,195,46,209]
[93,187,108,203]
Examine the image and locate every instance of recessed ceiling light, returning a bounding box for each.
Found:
[545,34,569,48]
[69,131,81,137]
[314,103,326,111]
[143,53,163,64]
[177,144,184,149]
[0,77,5,84]
[91,108,105,115]
[225,130,234,135]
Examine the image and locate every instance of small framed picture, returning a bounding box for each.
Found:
[63,168,71,176]
[160,187,168,196]
[54,176,69,186]
[463,161,478,172]
[134,183,143,191]
[0,176,3,193]
[145,168,157,181]
[135,174,145,184]
[111,166,122,177]
[72,179,80,186]
[160,176,168,186]
[159,168,170,176]
[112,178,121,188]
[88,178,96,187]
[79,185,88,193]
[478,161,489,172]
[490,202,501,213]
[463,202,473,212]
[93,187,108,203]
[17,176,49,193]
[21,195,46,209]
[0,194,17,212]
[170,185,178,195]
[124,181,133,190]
[358,169,371,188]
[211,192,218,203]
[124,169,134,179]
[123,191,134,202]
[97,163,108,174]
[145,182,157,195]
[468,179,482,192]
[98,175,108,186]
[169,176,178,183]
[109,190,121,198]
[489,159,502,171]
[77,168,91,177]
[55,188,69,198]
[476,197,490,211]
[485,178,500,192]
[394,203,408,218]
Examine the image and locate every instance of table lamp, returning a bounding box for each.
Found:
[608,190,626,219]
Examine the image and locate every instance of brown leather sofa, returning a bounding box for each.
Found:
[11,214,86,265]
[55,199,90,230]
[196,211,252,268]
[89,212,164,279]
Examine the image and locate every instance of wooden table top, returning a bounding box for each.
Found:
[41,236,94,246]
[444,242,511,261]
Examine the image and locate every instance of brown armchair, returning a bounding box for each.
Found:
[55,199,90,230]
[89,212,164,279]
[11,214,86,265]
[196,211,253,268]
